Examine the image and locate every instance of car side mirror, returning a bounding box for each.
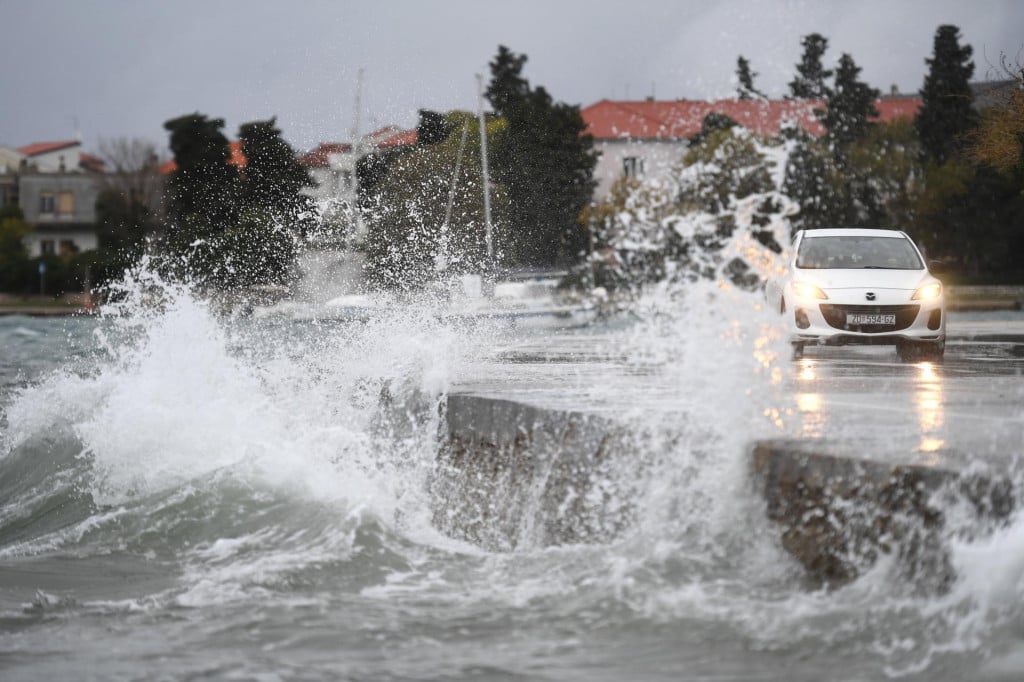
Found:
[928,259,946,275]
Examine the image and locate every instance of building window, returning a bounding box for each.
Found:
[58,191,73,215]
[623,156,644,178]
[59,240,77,257]
[40,240,56,255]
[39,192,73,216]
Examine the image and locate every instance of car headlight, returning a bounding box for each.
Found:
[912,283,942,301]
[792,281,828,300]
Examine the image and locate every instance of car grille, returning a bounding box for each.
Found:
[819,304,920,333]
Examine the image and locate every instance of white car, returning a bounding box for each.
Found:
[765,228,946,360]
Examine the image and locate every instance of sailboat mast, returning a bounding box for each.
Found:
[476,73,493,263]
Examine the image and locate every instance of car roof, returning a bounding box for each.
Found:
[800,228,906,239]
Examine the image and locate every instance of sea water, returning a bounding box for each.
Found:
[2,273,1024,681]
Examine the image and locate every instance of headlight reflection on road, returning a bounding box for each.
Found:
[794,359,823,436]
[796,392,824,437]
[797,358,816,382]
[915,360,945,456]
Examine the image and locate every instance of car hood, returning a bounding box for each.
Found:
[795,268,931,291]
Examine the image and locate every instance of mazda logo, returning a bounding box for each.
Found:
[865,292,876,301]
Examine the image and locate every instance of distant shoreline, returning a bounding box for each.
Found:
[0,306,92,317]
[0,286,1021,317]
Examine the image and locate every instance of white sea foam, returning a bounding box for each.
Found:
[3,246,1023,679]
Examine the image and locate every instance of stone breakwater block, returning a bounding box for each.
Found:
[433,394,643,551]
[750,439,1014,587]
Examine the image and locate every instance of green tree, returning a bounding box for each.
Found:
[86,137,165,287]
[92,187,149,286]
[486,45,597,267]
[238,117,315,228]
[783,140,848,231]
[364,112,507,290]
[217,207,298,289]
[416,109,454,146]
[0,204,32,292]
[689,112,738,146]
[821,53,880,150]
[789,33,832,99]
[163,113,240,229]
[679,127,774,214]
[968,59,1024,181]
[161,113,309,289]
[915,25,976,166]
[846,118,924,230]
[485,46,530,119]
[736,56,765,100]
[913,162,1023,281]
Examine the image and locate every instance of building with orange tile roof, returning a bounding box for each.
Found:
[16,139,107,174]
[581,96,921,198]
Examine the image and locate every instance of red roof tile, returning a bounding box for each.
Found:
[78,152,106,173]
[17,140,80,156]
[366,126,418,149]
[581,97,921,140]
[874,97,922,122]
[298,142,352,168]
[376,129,418,148]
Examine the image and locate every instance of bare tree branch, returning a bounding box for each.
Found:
[96,136,167,219]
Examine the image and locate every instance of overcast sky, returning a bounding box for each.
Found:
[2,0,1021,154]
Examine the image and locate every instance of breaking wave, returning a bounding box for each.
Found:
[1,261,1023,680]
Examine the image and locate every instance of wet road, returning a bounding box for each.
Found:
[784,340,1024,472]
[782,310,1024,471]
[453,310,1024,474]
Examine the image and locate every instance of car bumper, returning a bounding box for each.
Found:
[788,296,946,346]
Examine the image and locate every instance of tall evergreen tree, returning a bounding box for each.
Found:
[163,113,240,229]
[783,141,844,231]
[485,46,530,119]
[238,117,314,225]
[915,25,976,165]
[486,46,597,267]
[736,56,765,100]
[789,33,832,99]
[821,53,880,150]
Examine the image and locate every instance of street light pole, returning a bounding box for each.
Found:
[476,73,493,265]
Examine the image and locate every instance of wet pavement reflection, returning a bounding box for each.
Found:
[786,342,1024,471]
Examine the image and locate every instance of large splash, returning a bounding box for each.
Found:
[2,242,1023,679]
[0,263,478,559]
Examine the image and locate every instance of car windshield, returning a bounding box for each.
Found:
[796,235,923,270]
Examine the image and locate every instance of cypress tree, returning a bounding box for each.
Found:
[486,45,597,267]
[789,33,833,99]
[736,56,764,100]
[238,117,314,225]
[485,46,530,119]
[821,53,880,150]
[783,142,842,231]
[163,113,240,229]
[915,25,976,165]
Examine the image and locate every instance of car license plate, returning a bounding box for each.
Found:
[847,313,895,325]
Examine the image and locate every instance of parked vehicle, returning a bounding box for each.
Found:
[765,228,945,360]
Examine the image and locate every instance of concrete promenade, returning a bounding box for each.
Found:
[442,310,1024,585]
